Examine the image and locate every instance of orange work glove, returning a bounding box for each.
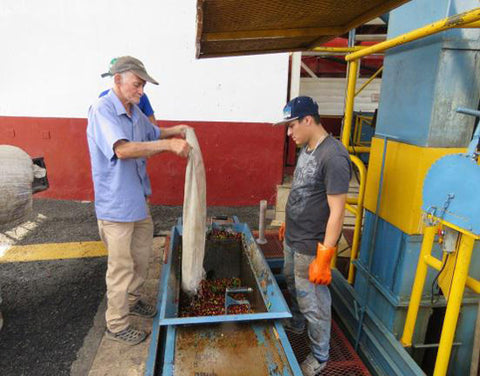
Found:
[278,222,286,242]
[308,243,336,285]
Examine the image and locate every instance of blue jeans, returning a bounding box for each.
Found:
[283,242,331,362]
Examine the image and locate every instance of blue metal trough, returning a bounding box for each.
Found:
[146,217,302,376]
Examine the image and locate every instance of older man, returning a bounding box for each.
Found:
[87,56,190,345]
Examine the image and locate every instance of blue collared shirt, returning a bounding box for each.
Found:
[86,90,161,222]
[99,89,155,117]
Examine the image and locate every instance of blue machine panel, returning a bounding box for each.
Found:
[423,154,480,235]
[375,0,480,147]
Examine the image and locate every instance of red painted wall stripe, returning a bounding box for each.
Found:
[0,116,285,206]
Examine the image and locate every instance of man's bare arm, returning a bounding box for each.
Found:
[323,193,347,248]
[114,139,190,159]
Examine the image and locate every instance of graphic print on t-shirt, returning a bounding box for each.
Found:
[289,149,319,218]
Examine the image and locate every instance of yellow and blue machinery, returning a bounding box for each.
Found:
[331,1,480,376]
[143,1,480,375]
[401,107,480,376]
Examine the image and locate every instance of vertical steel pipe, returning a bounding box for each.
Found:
[256,200,268,245]
[434,234,475,376]
[400,225,437,347]
[342,59,359,148]
[347,155,367,284]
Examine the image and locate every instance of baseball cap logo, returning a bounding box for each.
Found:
[283,104,292,119]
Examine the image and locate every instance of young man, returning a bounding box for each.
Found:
[277,96,351,375]
[87,56,190,345]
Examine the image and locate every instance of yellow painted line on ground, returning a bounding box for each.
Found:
[0,241,107,263]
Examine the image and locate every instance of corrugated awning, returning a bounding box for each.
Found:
[196,0,409,58]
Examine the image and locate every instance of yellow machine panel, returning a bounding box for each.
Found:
[364,137,465,235]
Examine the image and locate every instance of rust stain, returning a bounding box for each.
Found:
[445,14,463,27]
[174,323,290,376]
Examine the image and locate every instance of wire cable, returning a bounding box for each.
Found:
[430,253,450,305]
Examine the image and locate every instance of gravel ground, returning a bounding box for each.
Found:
[0,258,107,376]
[6,198,262,245]
[0,198,264,376]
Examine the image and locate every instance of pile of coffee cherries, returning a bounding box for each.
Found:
[207,228,243,241]
[179,277,251,317]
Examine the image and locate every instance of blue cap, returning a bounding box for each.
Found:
[274,96,319,126]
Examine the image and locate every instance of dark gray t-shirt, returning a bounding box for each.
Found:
[285,136,351,255]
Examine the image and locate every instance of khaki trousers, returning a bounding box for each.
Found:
[98,210,154,333]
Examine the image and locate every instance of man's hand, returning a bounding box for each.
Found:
[308,243,336,285]
[160,124,192,139]
[168,139,190,158]
[278,222,286,242]
[171,124,191,138]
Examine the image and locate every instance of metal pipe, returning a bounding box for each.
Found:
[342,59,359,148]
[355,66,384,97]
[413,342,461,349]
[311,46,365,53]
[457,107,480,158]
[347,197,358,204]
[424,254,443,270]
[424,254,480,294]
[345,203,358,216]
[434,235,475,376]
[347,155,367,284]
[300,62,318,78]
[456,107,480,118]
[345,8,480,61]
[348,146,371,153]
[355,34,387,42]
[400,225,437,347]
[256,200,268,245]
[458,20,480,28]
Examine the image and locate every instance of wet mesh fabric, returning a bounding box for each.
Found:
[181,129,207,295]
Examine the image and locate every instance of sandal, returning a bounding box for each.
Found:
[129,300,157,318]
[105,326,147,346]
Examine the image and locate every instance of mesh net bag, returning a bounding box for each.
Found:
[181,129,207,296]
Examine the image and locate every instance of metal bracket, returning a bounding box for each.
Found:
[225,287,253,314]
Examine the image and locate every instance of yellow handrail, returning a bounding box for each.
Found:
[348,146,370,153]
[401,218,480,376]
[355,66,384,97]
[341,59,359,148]
[311,46,366,53]
[347,155,367,284]
[353,115,374,146]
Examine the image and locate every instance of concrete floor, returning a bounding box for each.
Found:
[80,237,165,376]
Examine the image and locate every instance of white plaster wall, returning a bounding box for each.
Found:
[0,0,289,123]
